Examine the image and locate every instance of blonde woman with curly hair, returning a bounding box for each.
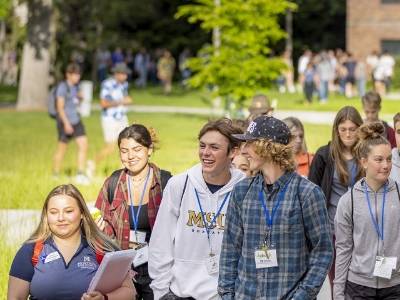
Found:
[218,115,333,299]
[334,122,400,299]
[8,184,135,300]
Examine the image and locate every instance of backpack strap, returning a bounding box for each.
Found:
[107,169,124,205]
[160,169,172,192]
[179,174,189,209]
[32,240,44,266]
[351,187,354,228]
[95,251,104,264]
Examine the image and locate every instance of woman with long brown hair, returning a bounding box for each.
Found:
[309,106,364,293]
[8,184,135,300]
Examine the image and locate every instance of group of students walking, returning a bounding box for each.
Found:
[7,92,400,299]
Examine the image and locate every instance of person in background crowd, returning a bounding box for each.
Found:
[316,51,334,103]
[178,48,191,87]
[247,93,274,122]
[218,115,332,299]
[96,47,111,84]
[334,122,400,299]
[95,63,132,167]
[303,62,316,104]
[344,52,357,98]
[149,118,245,300]
[390,113,400,182]
[135,48,150,88]
[8,184,135,300]
[52,63,90,185]
[297,49,312,92]
[309,106,364,294]
[355,55,367,97]
[157,50,175,95]
[361,91,396,148]
[111,47,125,66]
[366,50,379,83]
[283,117,314,177]
[380,50,395,93]
[96,124,172,300]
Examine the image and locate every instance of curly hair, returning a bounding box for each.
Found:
[250,139,296,172]
[355,122,390,160]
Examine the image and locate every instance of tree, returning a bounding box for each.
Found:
[17,0,54,111]
[177,0,295,114]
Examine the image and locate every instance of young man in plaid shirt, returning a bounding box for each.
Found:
[218,115,333,299]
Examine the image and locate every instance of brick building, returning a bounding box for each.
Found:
[347,0,400,59]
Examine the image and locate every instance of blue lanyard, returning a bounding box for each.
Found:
[127,168,151,233]
[363,181,387,241]
[194,188,230,240]
[258,175,293,231]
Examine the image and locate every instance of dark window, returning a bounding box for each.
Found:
[382,0,400,3]
[381,40,400,55]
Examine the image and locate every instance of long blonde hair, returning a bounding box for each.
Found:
[28,184,118,253]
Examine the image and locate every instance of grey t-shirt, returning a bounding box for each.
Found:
[328,158,357,230]
[56,81,80,125]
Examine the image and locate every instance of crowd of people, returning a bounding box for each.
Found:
[278,49,396,104]
[95,47,191,95]
[8,79,400,299]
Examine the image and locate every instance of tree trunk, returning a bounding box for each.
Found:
[17,0,54,111]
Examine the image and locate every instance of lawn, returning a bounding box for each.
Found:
[1,84,399,117]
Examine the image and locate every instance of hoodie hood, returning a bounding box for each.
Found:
[187,163,246,196]
[352,176,398,194]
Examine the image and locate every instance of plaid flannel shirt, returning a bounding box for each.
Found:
[218,172,333,300]
[95,163,164,250]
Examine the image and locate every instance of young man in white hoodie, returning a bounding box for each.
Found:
[148,118,246,300]
[390,113,400,182]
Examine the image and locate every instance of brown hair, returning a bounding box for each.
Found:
[249,139,296,172]
[65,63,81,75]
[393,112,400,127]
[361,91,381,110]
[118,124,159,150]
[283,117,307,153]
[355,122,390,160]
[28,184,118,253]
[330,106,364,185]
[198,118,242,152]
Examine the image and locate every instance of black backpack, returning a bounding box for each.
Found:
[107,168,173,204]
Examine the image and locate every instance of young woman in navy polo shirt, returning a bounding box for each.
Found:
[8,184,135,300]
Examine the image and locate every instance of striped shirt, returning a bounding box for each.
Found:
[218,172,333,300]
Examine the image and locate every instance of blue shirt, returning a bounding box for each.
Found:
[10,237,99,300]
[218,172,333,300]
[100,77,128,120]
[56,81,80,125]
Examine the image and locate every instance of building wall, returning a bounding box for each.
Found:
[347,0,400,59]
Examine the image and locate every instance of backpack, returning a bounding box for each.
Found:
[107,168,173,205]
[31,240,104,266]
[48,82,71,119]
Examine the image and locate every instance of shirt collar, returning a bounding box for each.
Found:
[256,171,294,192]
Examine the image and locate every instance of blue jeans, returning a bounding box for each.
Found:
[319,80,328,101]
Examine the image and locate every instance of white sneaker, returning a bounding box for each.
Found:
[75,173,91,185]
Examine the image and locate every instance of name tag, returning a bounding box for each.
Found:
[44,251,61,264]
[133,244,148,267]
[373,256,397,279]
[255,249,278,269]
[130,230,147,244]
[206,254,219,275]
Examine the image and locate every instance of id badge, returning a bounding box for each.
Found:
[373,256,397,279]
[129,230,146,244]
[206,254,219,275]
[133,243,148,267]
[255,248,278,269]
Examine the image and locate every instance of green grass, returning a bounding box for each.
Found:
[2,83,399,117]
[0,235,17,299]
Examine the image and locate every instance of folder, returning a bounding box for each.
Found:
[87,249,136,294]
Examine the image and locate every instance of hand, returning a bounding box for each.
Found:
[95,216,106,231]
[64,123,74,134]
[81,291,105,300]
[122,96,132,105]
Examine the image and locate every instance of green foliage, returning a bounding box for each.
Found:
[177,0,296,110]
[0,0,11,19]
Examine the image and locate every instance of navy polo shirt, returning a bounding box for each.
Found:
[10,237,99,300]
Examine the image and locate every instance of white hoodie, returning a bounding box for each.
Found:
[149,164,245,300]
